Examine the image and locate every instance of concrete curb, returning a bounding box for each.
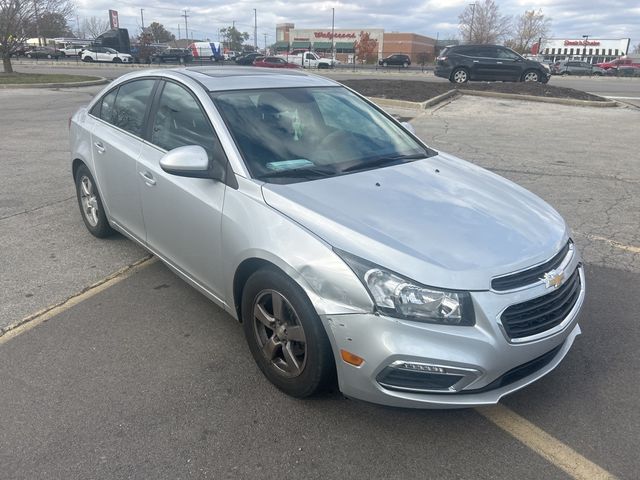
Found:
[0,77,109,89]
[370,88,617,110]
[460,89,618,107]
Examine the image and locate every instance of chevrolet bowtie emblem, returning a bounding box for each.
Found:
[542,269,564,289]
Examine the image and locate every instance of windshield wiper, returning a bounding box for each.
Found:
[340,153,427,173]
[258,165,338,180]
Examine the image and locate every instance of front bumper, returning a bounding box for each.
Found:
[320,262,585,409]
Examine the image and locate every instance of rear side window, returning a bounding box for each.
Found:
[109,79,156,136]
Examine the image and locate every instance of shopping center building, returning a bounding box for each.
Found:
[275,23,436,63]
[539,38,631,64]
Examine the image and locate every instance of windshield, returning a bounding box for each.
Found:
[211,86,432,183]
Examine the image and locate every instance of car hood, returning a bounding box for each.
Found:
[261,153,568,290]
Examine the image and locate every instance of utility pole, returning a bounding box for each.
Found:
[469,3,476,43]
[253,9,257,50]
[183,10,189,42]
[331,8,335,60]
[76,14,81,38]
[263,33,267,52]
[178,24,181,40]
[140,9,145,30]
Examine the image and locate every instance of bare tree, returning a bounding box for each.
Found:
[144,22,175,43]
[459,0,512,44]
[506,9,551,54]
[1,0,73,73]
[82,16,109,39]
[633,43,640,54]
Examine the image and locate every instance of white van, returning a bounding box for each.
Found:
[188,42,223,61]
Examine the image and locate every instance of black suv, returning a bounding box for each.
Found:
[379,54,411,67]
[151,48,193,64]
[435,45,549,84]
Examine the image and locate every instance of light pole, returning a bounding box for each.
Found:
[582,34,589,62]
[331,8,335,61]
[254,9,257,51]
[469,3,476,43]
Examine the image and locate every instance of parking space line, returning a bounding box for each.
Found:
[575,232,640,255]
[0,255,156,345]
[477,404,617,480]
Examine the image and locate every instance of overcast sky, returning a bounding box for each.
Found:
[74,0,640,48]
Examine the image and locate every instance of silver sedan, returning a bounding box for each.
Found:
[69,67,585,408]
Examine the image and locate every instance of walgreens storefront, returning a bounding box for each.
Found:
[539,38,631,64]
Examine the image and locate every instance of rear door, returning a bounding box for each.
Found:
[90,78,157,241]
[137,80,229,298]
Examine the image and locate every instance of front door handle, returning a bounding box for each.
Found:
[94,142,105,154]
[496,61,503,64]
[139,171,156,186]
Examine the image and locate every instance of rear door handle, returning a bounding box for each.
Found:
[496,61,503,64]
[94,142,105,154]
[473,60,479,63]
[139,171,156,186]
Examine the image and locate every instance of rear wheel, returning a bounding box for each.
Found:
[522,69,541,82]
[382,61,388,67]
[450,67,469,83]
[242,268,335,398]
[74,165,114,238]
[403,62,408,68]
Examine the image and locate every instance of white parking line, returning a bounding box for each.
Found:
[575,232,640,255]
[0,255,156,344]
[478,405,617,480]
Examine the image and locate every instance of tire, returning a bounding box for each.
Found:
[593,71,602,76]
[382,61,388,67]
[241,268,335,398]
[26,54,32,58]
[522,69,541,82]
[561,71,569,76]
[74,165,114,238]
[47,54,52,59]
[83,56,93,62]
[450,67,469,83]
[403,62,408,68]
[113,57,122,63]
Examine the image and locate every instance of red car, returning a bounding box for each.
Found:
[596,56,640,70]
[253,56,300,69]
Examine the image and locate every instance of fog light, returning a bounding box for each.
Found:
[341,349,365,366]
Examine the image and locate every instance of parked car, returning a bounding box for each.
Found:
[235,52,264,65]
[69,67,584,409]
[10,44,30,57]
[25,47,61,59]
[596,56,640,70]
[378,54,411,67]
[606,66,640,77]
[59,44,88,57]
[436,45,550,84]
[151,48,193,64]
[253,56,300,68]
[81,47,133,63]
[553,60,604,76]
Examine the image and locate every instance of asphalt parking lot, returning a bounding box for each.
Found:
[1,72,639,479]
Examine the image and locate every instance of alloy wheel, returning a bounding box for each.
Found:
[524,71,539,82]
[252,289,307,378]
[79,175,99,227]
[453,69,468,83]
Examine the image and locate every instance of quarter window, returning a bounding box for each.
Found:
[151,81,225,163]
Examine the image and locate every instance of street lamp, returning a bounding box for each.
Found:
[582,34,589,61]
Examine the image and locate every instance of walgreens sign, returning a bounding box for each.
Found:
[314,32,356,39]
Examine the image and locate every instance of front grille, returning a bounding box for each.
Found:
[492,241,572,291]
[501,268,581,339]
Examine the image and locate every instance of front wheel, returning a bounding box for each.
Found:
[242,268,335,398]
[450,67,469,83]
[382,61,388,67]
[113,57,122,63]
[403,62,408,68]
[522,69,541,82]
[83,56,93,62]
[75,165,114,238]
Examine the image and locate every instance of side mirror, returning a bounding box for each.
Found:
[402,122,416,135]
[159,145,211,179]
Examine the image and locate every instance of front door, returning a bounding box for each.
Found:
[137,80,229,299]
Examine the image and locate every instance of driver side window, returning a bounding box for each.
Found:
[150,81,226,164]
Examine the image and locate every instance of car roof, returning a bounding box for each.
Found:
[165,67,338,91]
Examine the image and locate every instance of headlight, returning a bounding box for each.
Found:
[335,249,475,326]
